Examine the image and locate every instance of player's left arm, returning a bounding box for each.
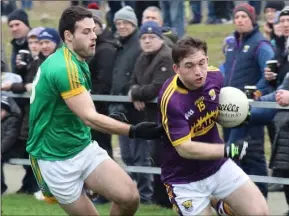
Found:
[52,65,162,139]
[256,42,275,95]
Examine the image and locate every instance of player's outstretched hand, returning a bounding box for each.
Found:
[129,122,164,140]
[109,112,129,123]
[224,140,248,160]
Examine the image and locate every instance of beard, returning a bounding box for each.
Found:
[73,42,95,59]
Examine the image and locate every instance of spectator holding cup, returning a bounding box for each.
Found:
[7,9,30,75]
[264,6,289,90]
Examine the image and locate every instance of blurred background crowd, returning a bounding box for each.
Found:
[1,0,289,215]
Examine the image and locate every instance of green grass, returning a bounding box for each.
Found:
[2,194,176,216]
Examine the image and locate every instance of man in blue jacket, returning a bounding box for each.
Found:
[223,3,275,198]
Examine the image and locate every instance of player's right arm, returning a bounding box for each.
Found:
[161,101,247,160]
[51,63,162,140]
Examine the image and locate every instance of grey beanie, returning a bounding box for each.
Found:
[113,6,137,27]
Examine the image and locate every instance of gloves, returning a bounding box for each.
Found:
[224,140,248,160]
[109,112,164,140]
[109,112,129,123]
[129,122,164,140]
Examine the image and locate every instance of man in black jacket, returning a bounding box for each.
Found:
[7,9,30,75]
[87,7,118,204]
[270,73,289,216]
[1,96,21,194]
[129,21,174,207]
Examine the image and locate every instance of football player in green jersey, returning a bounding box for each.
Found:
[27,6,163,216]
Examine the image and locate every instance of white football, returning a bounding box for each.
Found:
[217,87,249,128]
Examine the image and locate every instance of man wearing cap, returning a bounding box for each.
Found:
[1,96,21,194]
[128,21,174,207]
[38,27,61,58]
[7,9,30,75]
[223,3,276,198]
[27,27,44,59]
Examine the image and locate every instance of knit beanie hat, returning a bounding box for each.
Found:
[1,96,11,112]
[264,1,285,12]
[279,6,289,19]
[113,6,137,27]
[8,9,30,27]
[28,27,45,38]
[38,28,61,46]
[139,21,163,39]
[234,3,256,25]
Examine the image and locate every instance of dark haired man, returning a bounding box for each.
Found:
[26,6,163,216]
[157,36,268,216]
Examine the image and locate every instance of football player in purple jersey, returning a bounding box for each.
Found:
[157,36,269,216]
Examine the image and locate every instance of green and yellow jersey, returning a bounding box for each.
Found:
[27,44,92,161]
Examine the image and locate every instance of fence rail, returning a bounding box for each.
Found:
[3,92,289,109]
[4,91,289,185]
[7,158,289,185]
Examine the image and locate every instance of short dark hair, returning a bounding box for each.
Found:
[172,36,208,65]
[58,6,93,42]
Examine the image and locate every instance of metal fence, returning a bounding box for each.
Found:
[4,92,289,185]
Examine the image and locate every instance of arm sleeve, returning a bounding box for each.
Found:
[51,62,86,99]
[1,116,20,154]
[131,58,174,101]
[161,100,191,146]
[10,82,26,93]
[256,42,275,94]
[260,72,289,102]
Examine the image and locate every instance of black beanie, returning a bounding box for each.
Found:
[264,1,285,12]
[8,9,30,27]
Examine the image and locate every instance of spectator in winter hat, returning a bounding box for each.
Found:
[233,3,257,28]
[264,1,285,24]
[279,6,289,38]
[38,28,61,57]
[114,6,138,38]
[8,9,30,38]
[27,27,45,58]
[263,1,285,40]
[7,9,30,73]
[138,21,164,53]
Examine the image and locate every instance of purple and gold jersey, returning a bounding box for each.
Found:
[158,66,227,184]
